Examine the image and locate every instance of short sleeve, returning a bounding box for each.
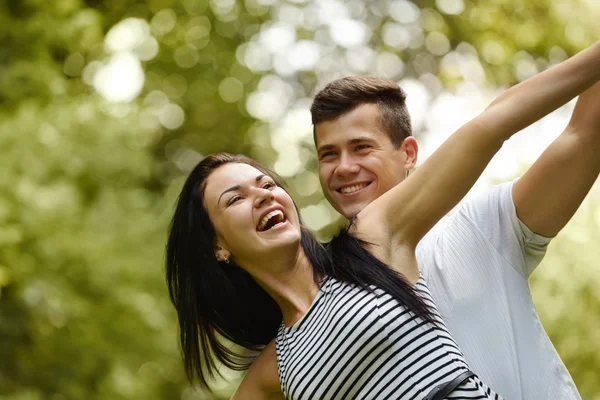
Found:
[458,180,552,278]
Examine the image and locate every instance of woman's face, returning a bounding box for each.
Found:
[203,162,302,266]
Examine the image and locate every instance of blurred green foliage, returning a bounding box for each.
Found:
[0,0,598,399]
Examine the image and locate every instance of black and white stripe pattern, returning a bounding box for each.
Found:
[275,277,502,400]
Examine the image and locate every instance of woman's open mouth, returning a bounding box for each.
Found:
[257,210,287,231]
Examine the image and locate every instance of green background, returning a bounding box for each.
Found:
[1,0,599,399]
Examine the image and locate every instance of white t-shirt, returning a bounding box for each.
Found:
[416,181,581,400]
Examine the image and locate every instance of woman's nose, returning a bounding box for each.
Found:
[254,188,274,208]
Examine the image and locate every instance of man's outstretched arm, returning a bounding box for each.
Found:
[513,80,600,238]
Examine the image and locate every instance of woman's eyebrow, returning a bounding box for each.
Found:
[217,174,267,205]
[218,185,240,205]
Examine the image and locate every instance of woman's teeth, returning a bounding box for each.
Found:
[257,210,285,231]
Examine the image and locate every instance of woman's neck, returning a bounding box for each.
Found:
[248,247,321,327]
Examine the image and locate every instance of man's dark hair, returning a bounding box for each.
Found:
[310,76,412,147]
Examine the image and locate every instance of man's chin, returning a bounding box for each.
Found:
[326,193,367,219]
[339,202,367,220]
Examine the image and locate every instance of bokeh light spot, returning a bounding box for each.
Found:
[151,8,177,35]
[64,53,85,77]
[329,19,370,48]
[158,103,185,129]
[105,18,151,53]
[93,53,145,103]
[436,0,464,15]
[174,45,200,68]
[426,31,451,56]
[219,77,244,103]
[389,0,420,24]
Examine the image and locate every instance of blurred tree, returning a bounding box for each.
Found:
[0,0,225,398]
[0,0,599,399]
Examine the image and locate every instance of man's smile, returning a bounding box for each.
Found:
[336,181,372,195]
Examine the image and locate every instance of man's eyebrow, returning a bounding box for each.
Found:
[317,144,335,153]
[317,137,375,153]
[347,136,375,144]
[217,174,267,205]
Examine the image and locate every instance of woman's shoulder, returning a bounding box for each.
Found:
[231,340,284,400]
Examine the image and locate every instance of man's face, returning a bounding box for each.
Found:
[315,103,415,219]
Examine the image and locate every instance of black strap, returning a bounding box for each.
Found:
[422,370,476,400]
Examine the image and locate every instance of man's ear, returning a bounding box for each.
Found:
[214,245,231,264]
[403,137,419,170]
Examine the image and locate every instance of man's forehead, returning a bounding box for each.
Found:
[315,127,387,150]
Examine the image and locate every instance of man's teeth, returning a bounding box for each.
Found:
[258,210,284,231]
[340,183,368,194]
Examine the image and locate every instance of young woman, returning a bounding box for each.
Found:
[166,42,600,399]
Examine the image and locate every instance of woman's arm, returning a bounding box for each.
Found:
[357,41,600,249]
[231,340,285,400]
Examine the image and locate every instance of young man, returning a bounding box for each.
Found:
[232,43,600,399]
[311,76,600,400]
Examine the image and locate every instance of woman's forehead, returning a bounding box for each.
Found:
[213,162,264,182]
[204,163,266,198]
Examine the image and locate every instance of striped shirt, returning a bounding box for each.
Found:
[275,276,502,400]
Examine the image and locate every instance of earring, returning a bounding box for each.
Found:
[215,246,230,264]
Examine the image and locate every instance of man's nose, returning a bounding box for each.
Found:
[335,154,360,176]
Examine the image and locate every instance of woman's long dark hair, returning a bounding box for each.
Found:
[166,153,436,391]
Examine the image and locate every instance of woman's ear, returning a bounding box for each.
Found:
[214,245,231,264]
